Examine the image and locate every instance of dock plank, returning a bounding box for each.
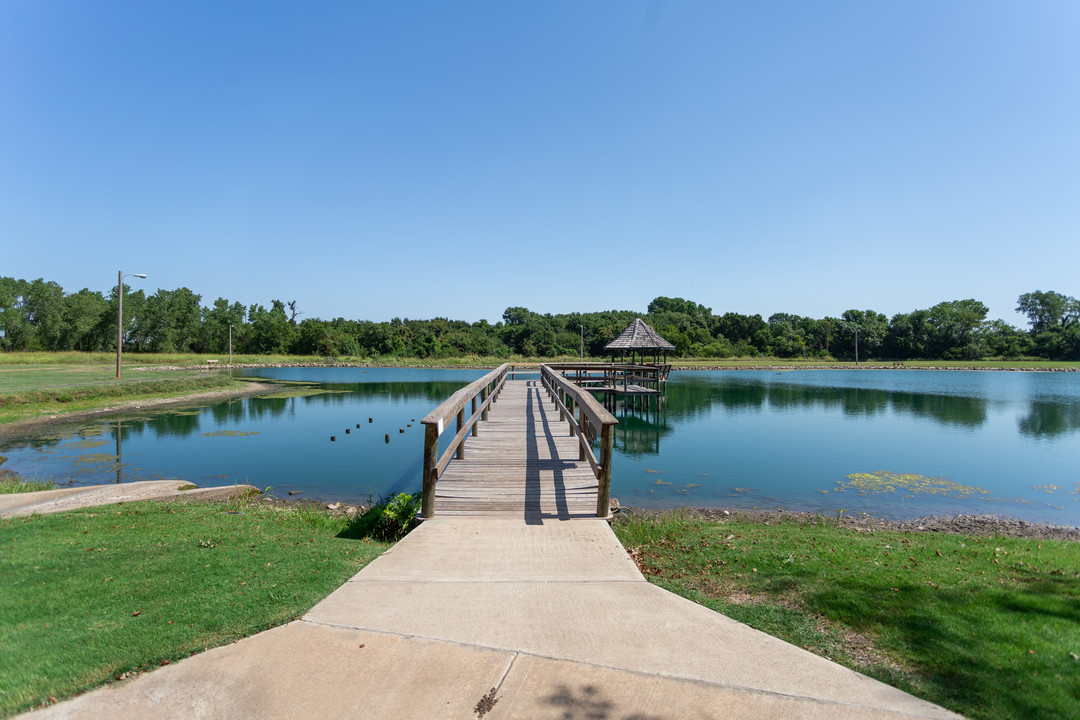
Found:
[433,380,602,519]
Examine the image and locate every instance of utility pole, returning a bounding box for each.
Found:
[116,271,146,379]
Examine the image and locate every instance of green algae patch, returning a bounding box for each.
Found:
[835,471,991,498]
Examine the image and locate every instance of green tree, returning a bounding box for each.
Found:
[137,288,203,352]
[60,288,109,351]
[198,298,247,353]
[248,300,295,354]
[1016,291,1080,334]
[0,277,30,350]
[24,279,67,350]
[926,299,990,359]
[884,310,931,359]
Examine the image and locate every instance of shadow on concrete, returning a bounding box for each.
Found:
[542,683,663,720]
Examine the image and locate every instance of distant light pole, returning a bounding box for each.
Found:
[116,271,147,379]
[854,325,860,367]
[580,325,584,360]
[228,324,233,365]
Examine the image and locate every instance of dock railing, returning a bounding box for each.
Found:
[546,362,670,393]
[540,364,619,518]
[420,363,509,518]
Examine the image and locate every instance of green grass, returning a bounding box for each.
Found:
[0,499,390,717]
[613,512,1080,720]
[0,477,57,493]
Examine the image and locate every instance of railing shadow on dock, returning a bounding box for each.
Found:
[538,365,618,518]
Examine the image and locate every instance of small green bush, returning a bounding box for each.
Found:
[341,492,422,541]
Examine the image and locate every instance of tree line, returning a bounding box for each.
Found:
[0,277,1077,361]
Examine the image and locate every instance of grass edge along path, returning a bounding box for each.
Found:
[0,499,390,718]
[612,511,1080,720]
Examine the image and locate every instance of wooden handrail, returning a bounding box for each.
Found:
[539,364,619,518]
[420,363,508,518]
[546,362,669,392]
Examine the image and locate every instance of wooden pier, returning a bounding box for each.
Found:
[420,364,617,520]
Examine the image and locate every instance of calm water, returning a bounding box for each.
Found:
[2,368,1078,524]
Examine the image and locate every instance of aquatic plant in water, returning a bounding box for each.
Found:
[835,471,990,498]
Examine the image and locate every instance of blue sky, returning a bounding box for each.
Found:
[2,1,1078,326]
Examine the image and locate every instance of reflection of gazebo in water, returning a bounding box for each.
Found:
[605,318,675,365]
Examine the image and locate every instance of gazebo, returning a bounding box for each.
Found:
[605,318,675,365]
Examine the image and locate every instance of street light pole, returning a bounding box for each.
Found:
[116,271,147,379]
[229,324,233,365]
[854,326,859,367]
[580,324,584,360]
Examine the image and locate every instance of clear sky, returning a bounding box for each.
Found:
[2,1,1078,327]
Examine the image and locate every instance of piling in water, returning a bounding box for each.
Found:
[331,436,336,441]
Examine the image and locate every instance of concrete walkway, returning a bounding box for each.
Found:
[0,481,257,519]
[24,515,962,719]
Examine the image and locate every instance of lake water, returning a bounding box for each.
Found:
[2,368,1077,525]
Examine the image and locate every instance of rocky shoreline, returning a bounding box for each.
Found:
[617,506,1080,542]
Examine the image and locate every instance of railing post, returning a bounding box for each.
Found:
[567,396,576,436]
[471,395,479,436]
[422,422,439,519]
[596,422,614,517]
[578,406,587,462]
[456,409,465,459]
[480,387,489,421]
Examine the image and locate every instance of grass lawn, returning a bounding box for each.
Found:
[0,499,390,717]
[613,512,1080,720]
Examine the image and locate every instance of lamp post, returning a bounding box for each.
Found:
[580,324,584,360]
[229,324,233,365]
[116,271,147,379]
[854,326,859,367]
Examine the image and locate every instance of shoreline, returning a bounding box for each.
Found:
[0,382,275,441]
[246,494,1080,542]
[616,505,1080,542]
[128,361,1078,373]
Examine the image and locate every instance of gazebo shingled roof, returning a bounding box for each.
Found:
[605,318,675,353]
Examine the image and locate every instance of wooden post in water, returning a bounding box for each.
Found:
[421,422,439,518]
[596,422,614,517]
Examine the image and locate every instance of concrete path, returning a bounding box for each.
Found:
[23,515,962,719]
[0,481,257,518]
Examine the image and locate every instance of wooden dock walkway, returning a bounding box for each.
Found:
[420,365,617,521]
[433,380,600,519]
